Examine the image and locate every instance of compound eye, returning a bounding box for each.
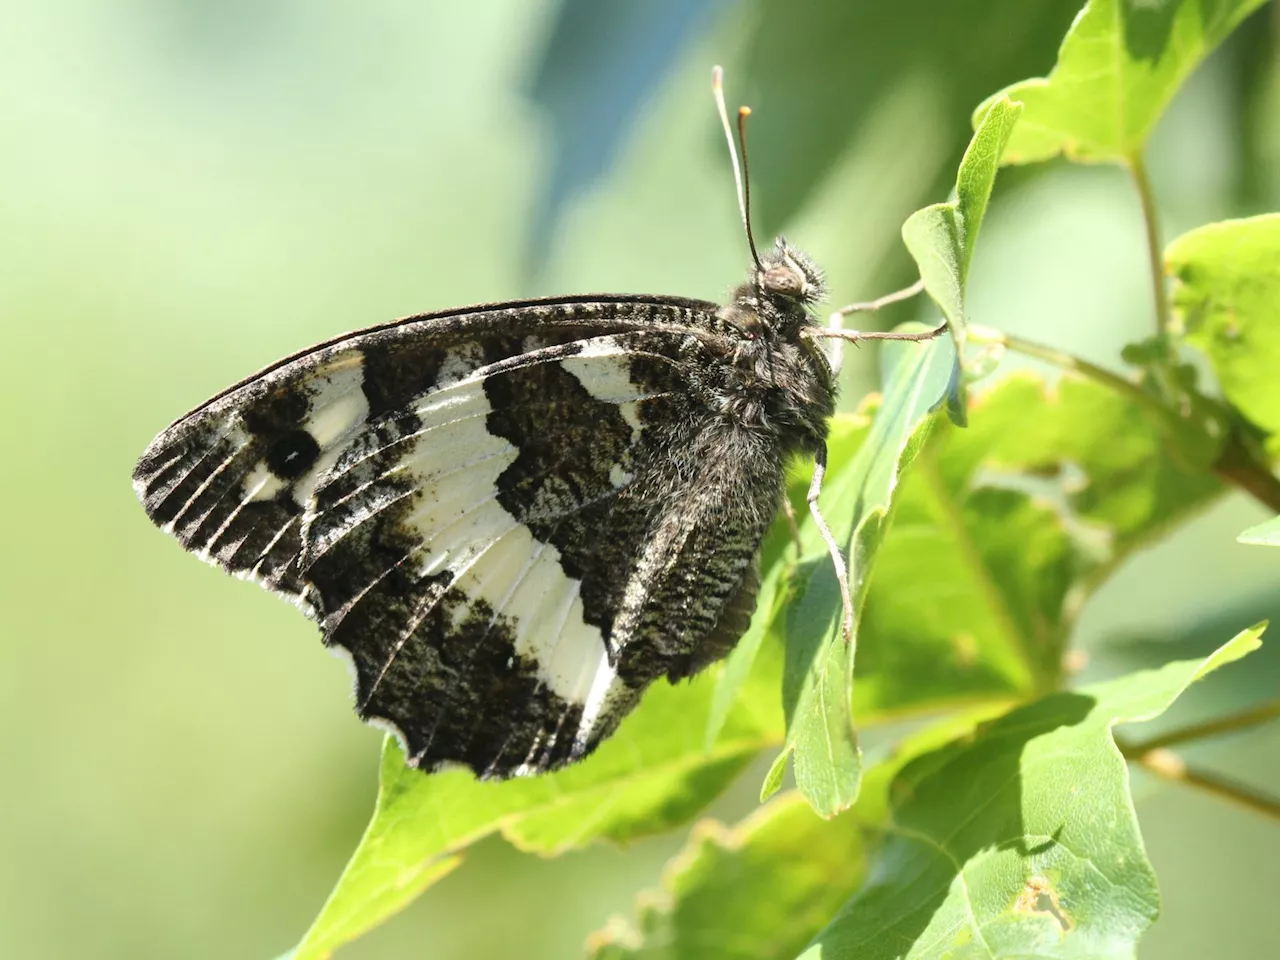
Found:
[762,266,804,298]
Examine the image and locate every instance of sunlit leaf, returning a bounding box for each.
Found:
[902,95,1023,346]
[590,623,1265,959]
[769,332,957,816]
[1099,597,1280,764]
[290,668,782,959]
[851,705,1013,828]
[856,372,1223,712]
[1239,515,1280,546]
[1166,214,1280,454]
[587,792,868,960]
[800,626,1264,960]
[594,704,1016,960]
[977,0,1268,165]
[762,353,1221,819]
[761,101,1020,818]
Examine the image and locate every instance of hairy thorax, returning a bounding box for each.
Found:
[707,286,837,457]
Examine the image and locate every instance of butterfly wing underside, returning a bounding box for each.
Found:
[134,297,769,777]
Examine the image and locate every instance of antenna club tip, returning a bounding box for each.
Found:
[739,106,752,117]
[712,65,723,88]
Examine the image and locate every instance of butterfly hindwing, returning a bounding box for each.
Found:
[134,297,779,776]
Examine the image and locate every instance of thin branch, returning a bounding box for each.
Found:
[1213,427,1280,514]
[1128,698,1280,752]
[1121,745,1280,823]
[969,324,1280,515]
[967,325,1169,418]
[1129,153,1173,336]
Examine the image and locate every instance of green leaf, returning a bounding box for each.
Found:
[594,707,1012,960]
[1239,514,1280,546]
[587,792,869,960]
[770,331,957,816]
[764,360,1220,819]
[902,96,1023,346]
[1100,601,1280,757]
[1166,214,1280,454]
[1118,332,1230,471]
[977,0,1268,165]
[290,669,782,959]
[800,625,1265,960]
[855,371,1223,713]
[852,705,1014,828]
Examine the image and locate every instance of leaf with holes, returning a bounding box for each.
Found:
[800,625,1264,960]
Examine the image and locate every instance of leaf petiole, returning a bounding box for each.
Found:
[1128,152,1174,336]
[967,324,1169,418]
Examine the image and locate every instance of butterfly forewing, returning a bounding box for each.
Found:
[134,296,777,776]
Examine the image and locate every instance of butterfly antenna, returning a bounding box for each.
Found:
[737,107,765,274]
[712,66,764,274]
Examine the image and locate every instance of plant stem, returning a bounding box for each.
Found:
[1121,745,1280,823]
[967,325,1168,419]
[1129,153,1173,335]
[1213,428,1280,514]
[970,325,1280,515]
[1125,698,1280,752]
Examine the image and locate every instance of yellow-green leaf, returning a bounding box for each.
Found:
[977,0,1267,165]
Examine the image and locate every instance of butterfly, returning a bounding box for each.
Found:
[132,69,944,779]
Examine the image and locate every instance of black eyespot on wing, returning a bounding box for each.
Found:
[265,429,321,479]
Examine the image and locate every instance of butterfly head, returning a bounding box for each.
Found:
[756,238,826,306]
[721,237,829,342]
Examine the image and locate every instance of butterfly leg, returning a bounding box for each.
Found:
[821,278,943,372]
[829,277,926,320]
[807,442,854,643]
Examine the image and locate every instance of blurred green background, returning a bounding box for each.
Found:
[3,1,1279,957]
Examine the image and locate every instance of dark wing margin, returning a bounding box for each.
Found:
[133,295,777,777]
